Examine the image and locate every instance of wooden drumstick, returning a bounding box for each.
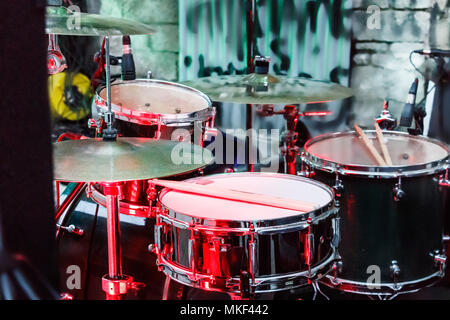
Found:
[151,179,318,212]
[353,124,387,166]
[374,121,393,166]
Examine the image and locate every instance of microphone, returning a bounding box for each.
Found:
[47,34,67,75]
[413,49,450,57]
[121,36,136,81]
[399,78,419,127]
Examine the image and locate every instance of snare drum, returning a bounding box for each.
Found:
[302,130,449,296]
[153,172,339,296]
[95,79,215,144]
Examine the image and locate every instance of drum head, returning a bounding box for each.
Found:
[159,173,333,221]
[304,131,449,175]
[98,80,211,115]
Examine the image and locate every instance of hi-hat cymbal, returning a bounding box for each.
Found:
[53,138,212,182]
[181,73,353,104]
[46,7,155,36]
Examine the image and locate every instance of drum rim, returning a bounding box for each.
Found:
[157,172,336,232]
[156,247,338,294]
[320,270,444,296]
[303,130,449,178]
[95,79,214,125]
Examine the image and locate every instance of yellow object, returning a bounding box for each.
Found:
[48,72,93,121]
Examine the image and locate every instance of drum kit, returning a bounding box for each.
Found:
[50,5,449,301]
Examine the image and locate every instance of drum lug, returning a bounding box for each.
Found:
[333,168,344,198]
[438,164,449,188]
[248,239,258,279]
[430,250,447,274]
[188,228,197,281]
[331,217,341,249]
[304,219,315,276]
[154,224,164,254]
[389,260,401,283]
[331,259,343,280]
[298,153,315,178]
[238,270,254,300]
[393,175,405,202]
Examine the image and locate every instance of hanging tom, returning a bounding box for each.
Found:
[302,130,449,297]
[95,79,215,144]
[152,172,339,297]
[92,79,215,214]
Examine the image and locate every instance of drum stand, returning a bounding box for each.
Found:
[100,182,134,300]
[98,37,141,300]
[257,104,300,175]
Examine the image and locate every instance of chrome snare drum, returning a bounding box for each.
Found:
[95,79,215,144]
[302,130,449,297]
[152,173,339,296]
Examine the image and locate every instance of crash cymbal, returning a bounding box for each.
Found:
[46,7,155,36]
[181,73,353,104]
[53,138,212,182]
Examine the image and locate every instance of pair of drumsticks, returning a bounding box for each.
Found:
[354,123,393,166]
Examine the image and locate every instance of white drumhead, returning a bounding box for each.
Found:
[99,81,210,115]
[160,173,333,221]
[306,131,448,167]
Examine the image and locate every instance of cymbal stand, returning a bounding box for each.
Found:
[246,0,257,172]
[101,182,134,300]
[257,105,300,175]
[102,36,118,141]
[280,106,300,175]
[99,36,136,300]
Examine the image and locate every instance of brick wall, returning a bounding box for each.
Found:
[350,0,449,127]
[99,0,179,81]
[89,0,448,129]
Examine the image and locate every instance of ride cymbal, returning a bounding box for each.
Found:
[181,73,353,104]
[53,138,212,182]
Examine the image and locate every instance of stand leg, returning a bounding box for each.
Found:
[101,182,132,300]
[106,193,122,279]
[162,275,171,300]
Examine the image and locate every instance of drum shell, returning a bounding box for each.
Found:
[311,168,446,285]
[157,212,336,280]
[115,119,206,145]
